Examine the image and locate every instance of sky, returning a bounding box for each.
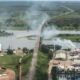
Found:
[0,0,80,1]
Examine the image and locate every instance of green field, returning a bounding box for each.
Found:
[0,52,48,80]
[0,54,32,80]
[35,52,48,80]
[47,14,80,30]
[58,34,80,42]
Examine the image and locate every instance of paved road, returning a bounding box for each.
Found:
[26,18,47,80]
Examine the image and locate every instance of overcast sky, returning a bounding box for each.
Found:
[0,0,80,1]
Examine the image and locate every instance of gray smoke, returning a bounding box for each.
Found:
[42,25,76,49]
[43,29,76,49]
[25,3,49,30]
[52,38,76,49]
[21,3,76,50]
[42,25,59,39]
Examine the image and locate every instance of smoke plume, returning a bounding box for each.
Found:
[22,3,76,50]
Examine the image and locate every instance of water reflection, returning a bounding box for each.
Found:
[0,30,80,50]
[0,30,37,50]
[57,73,80,80]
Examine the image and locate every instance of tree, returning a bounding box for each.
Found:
[51,67,57,80]
[40,44,49,53]
[22,47,28,54]
[73,23,79,28]
[7,48,13,55]
[55,45,62,50]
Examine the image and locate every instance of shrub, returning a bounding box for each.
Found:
[22,47,28,54]
[7,49,13,55]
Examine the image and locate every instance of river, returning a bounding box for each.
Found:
[0,30,37,50]
[0,30,80,50]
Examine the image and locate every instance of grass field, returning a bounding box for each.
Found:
[0,52,48,80]
[0,54,32,80]
[35,52,48,80]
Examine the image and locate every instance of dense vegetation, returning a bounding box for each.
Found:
[47,17,80,30]
[51,67,57,80]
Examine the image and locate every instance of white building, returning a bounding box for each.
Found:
[55,50,67,60]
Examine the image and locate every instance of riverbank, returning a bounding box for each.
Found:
[0,30,13,36]
[57,34,80,42]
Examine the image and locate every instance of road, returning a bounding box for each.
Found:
[26,18,47,80]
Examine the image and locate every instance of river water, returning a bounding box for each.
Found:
[0,30,37,50]
[0,30,80,50]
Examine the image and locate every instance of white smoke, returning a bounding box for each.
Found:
[42,25,59,39]
[52,38,76,49]
[41,23,76,49]
[23,3,76,50]
[25,3,49,30]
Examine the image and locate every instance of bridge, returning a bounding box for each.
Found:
[26,17,48,80]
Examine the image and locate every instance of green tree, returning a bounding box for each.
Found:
[7,49,13,55]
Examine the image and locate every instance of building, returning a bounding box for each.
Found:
[54,50,67,60]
